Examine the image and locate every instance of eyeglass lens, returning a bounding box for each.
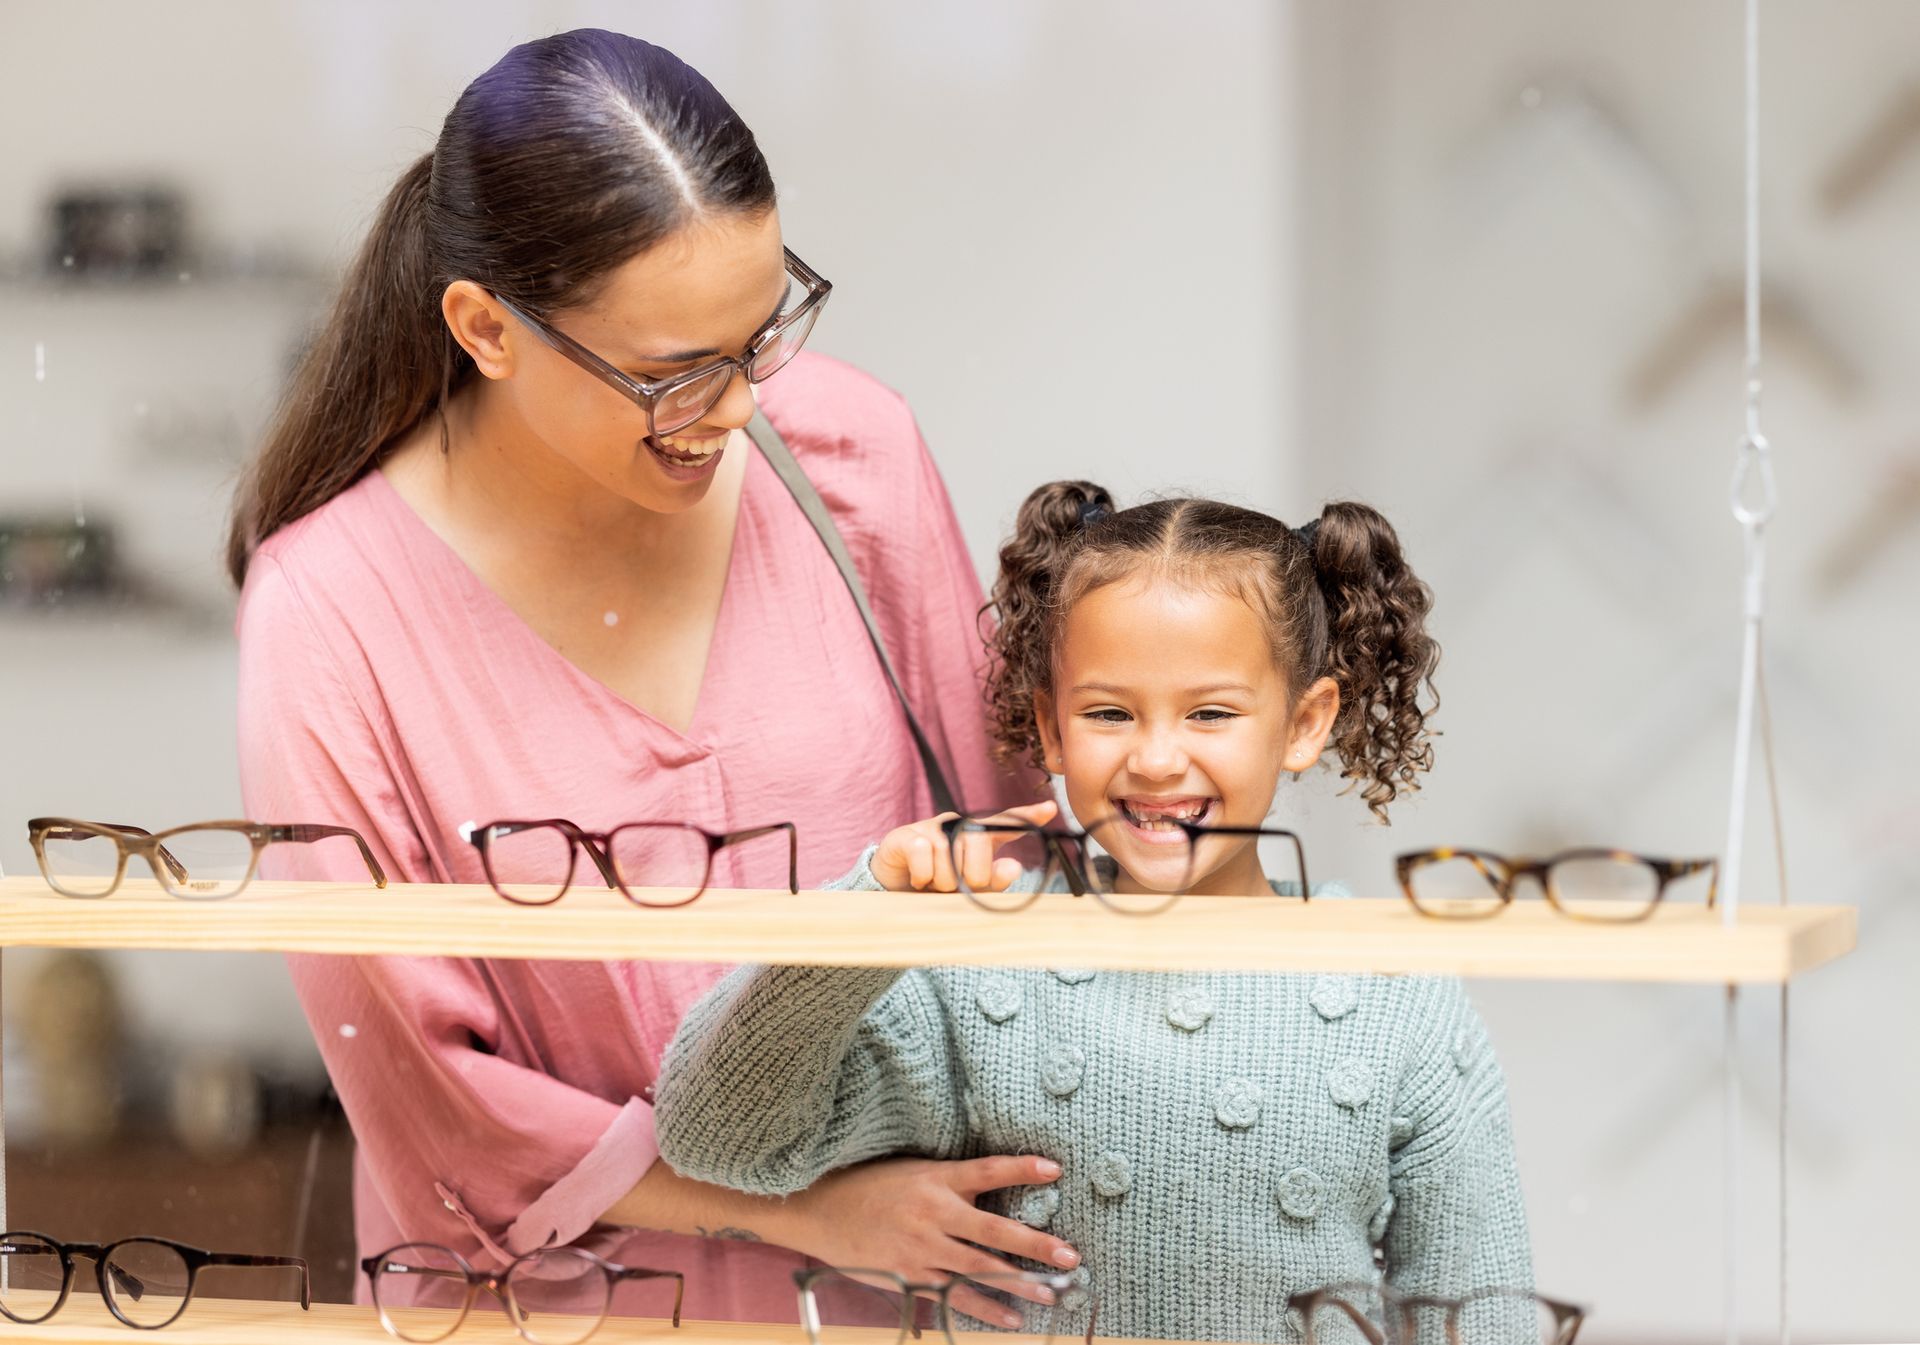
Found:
[100,1240,193,1328]
[0,1233,67,1323]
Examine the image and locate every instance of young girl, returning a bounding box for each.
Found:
[655,483,1531,1341]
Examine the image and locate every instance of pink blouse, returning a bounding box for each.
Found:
[235,353,1028,1323]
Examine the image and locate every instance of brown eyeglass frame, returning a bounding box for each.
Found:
[0,1230,310,1330]
[940,813,1310,916]
[1288,1280,1585,1344]
[462,818,798,908]
[26,818,387,899]
[1394,846,1718,923]
[491,247,831,441]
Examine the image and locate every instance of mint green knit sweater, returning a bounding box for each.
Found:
[655,851,1533,1341]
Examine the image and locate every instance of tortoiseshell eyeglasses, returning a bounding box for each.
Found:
[26,818,386,900]
[1395,846,1718,923]
[460,818,797,908]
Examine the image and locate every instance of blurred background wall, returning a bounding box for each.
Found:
[1,1,1914,1339]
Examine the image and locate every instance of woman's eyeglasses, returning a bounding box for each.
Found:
[460,817,797,907]
[363,1242,682,1345]
[493,247,830,441]
[1289,1281,1585,1344]
[26,818,386,900]
[0,1231,309,1330]
[1395,847,1718,923]
[940,812,1309,916]
[794,1267,1096,1345]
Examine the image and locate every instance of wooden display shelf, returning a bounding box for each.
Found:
[0,876,1854,983]
[0,1294,1167,1344]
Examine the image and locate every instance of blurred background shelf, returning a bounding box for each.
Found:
[0,877,1856,983]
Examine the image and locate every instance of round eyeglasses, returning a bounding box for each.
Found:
[363,1242,683,1345]
[491,247,830,441]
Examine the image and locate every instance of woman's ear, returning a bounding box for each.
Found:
[1033,689,1065,775]
[1283,676,1340,772]
[442,280,514,379]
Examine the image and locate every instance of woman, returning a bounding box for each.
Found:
[230,30,1072,1324]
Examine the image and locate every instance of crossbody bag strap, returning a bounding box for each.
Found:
[745,409,961,816]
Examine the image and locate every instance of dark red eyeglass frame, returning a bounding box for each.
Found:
[461,818,798,908]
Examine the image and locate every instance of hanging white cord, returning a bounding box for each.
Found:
[1722,1,1792,1342]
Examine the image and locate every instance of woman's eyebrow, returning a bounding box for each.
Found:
[619,289,789,365]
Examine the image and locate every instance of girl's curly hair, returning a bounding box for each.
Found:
[981,481,1439,821]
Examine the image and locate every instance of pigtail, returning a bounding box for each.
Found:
[982,480,1116,777]
[1307,501,1440,820]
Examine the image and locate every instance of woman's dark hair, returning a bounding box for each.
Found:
[225,29,776,586]
[984,482,1439,820]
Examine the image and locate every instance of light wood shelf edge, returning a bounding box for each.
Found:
[0,1295,1171,1344]
[0,877,1857,984]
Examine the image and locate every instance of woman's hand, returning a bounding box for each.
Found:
[772,1153,1077,1326]
[870,801,1057,893]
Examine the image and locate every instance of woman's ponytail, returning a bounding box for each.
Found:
[1306,500,1439,819]
[226,153,451,586]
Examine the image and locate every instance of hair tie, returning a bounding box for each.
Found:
[1293,518,1320,550]
[1079,500,1109,530]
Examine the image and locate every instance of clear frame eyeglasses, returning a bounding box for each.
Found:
[492,247,831,441]
[940,812,1310,916]
[794,1267,1097,1344]
[1288,1281,1586,1344]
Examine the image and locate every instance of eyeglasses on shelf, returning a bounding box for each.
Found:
[1288,1280,1586,1344]
[1394,847,1718,923]
[362,1241,683,1345]
[940,812,1309,916]
[460,817,797,907]
[0,1231,309,1330]
[794,1266,1096,1344]
[25,818,386,900]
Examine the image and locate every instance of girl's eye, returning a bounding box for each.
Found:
[1191,709,1241,723]
[1083,708,1131,725]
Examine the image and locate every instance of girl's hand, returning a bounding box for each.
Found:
[870,801,1058,893]
[774,1153,1078,1326]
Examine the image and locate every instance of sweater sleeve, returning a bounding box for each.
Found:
[654,848,969,1195]
[1383,978,1534,1308]
[237,556,658,1268]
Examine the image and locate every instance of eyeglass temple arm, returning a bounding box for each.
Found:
[717,823,799,893]
[615,1268,685,1327]
[205,1254,312,1309]
[1675,856,1721,907]
[271,825,388,888]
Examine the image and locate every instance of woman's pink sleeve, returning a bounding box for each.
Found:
[236,556,656,1267]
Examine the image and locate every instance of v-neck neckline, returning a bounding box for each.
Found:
[364,453,759,750]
